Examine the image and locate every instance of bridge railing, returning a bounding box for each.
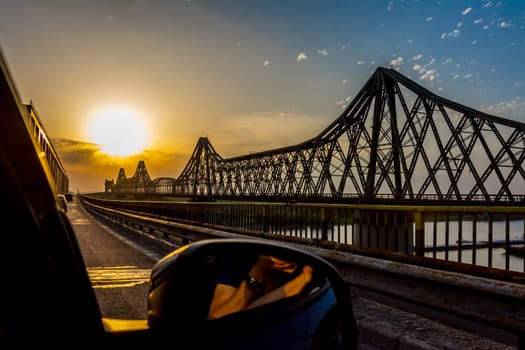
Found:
[79,196,525,346]
[80,195,525,276]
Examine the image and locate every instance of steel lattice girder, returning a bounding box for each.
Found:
[113,67,525,203]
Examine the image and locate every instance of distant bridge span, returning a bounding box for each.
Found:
[107,67,525,203]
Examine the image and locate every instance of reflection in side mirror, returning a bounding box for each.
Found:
[147,238,358,349]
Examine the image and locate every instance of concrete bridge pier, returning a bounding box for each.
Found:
[352,209,415,254]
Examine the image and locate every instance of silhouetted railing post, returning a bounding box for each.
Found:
[353,208,414,254]
[321,208,328,241]
[261,205,269,232]
[414,211,425,257]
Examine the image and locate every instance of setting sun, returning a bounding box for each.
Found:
[87,106,150,157]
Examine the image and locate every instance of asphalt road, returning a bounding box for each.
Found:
[66,197,165,319]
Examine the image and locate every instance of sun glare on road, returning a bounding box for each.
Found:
[87,106,150,157]
[86,266,151,288]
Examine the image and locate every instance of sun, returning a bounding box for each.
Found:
[87,106,150,157]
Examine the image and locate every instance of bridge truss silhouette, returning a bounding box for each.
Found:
[107,67,525,203]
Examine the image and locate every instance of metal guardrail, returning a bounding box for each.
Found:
[79,197,525,345]
[80,194,525,274]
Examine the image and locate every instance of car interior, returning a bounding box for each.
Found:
[0,49,106,347]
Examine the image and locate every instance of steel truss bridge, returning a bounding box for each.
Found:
[107,67,525,203]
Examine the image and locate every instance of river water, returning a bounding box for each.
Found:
[423,219,524,272]
[282,219,524,273]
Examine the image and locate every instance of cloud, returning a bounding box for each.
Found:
[52,139,101,166]
[297,52,308,61]
[426,16,432,22]
[412,57,438,81]
[317,49,329,56]
[262,60,270,66]
[412,54,423,61]
[480,99,525,122]
[441,28,461,39]
[209,111,331,157]
[389,56,403,69]
[481,1,503,8]
[336,95,353,109]
[462,7,472,15]
[441,21,464,40]
[52,138,188,193]
[420,69,437,81]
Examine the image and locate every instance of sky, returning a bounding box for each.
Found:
[0,0,524,193]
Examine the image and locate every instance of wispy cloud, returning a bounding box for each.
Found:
[480,99,525,122]
[211,111,330,157]
[389,56,404,69]
[297,52,308,61]
[441,29,461,39]
[420,69,437,81]
[412,57,438,81]
[462,7,472,16]
[336,95,353,109]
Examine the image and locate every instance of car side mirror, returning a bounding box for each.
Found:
[147,238,358,349]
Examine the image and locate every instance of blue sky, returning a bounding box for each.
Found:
[0,0,524,192]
